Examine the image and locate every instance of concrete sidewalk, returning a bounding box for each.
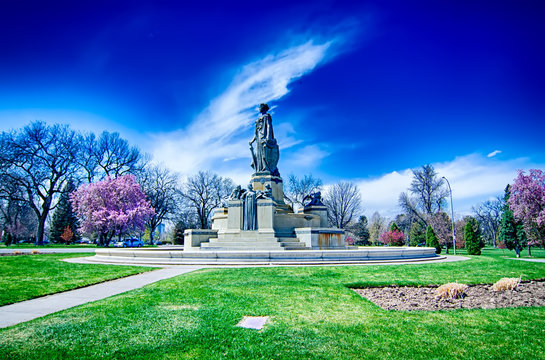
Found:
[513,258,545,263]
[0,266,203,329]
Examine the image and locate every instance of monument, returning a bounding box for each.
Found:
[184,103,346,251]
[91,103,440,264]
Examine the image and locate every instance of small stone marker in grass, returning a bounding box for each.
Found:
[237,316,269,330]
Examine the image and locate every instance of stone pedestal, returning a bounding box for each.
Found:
[184,229,218,251]
[294,228,345,250]
[251,172,285,206]
[303,205,328,227]
[227,200,242,229]
[257,198,275,235]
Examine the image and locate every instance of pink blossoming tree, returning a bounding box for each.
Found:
[379,229,405,246]
[508,169,545,249]
[70,175,155,246]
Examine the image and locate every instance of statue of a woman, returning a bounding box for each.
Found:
[249,103,279,175]
[242,184,257,230]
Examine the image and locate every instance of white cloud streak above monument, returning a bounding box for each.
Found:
[149,39,342,178]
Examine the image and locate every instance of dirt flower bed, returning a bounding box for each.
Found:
[353,279,545,311]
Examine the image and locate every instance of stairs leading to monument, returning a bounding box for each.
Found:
[199,236,309,251]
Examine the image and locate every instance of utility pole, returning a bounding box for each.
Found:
[442,176,456,255]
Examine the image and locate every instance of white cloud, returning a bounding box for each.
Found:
[356,154,544,220]
[356,170,412,219]
[148,39,343,177]
[282,144,330,171]
[487,150,502,158]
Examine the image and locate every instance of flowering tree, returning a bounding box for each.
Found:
[60,226,74,244]
[70,175,155,246]
[379,229,405,246]
[508,169,545,248]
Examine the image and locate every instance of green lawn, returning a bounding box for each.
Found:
[0,253,155,306]
[441,246,545,259]
[1,250,544,359]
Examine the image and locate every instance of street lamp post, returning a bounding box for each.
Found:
[442,176,456,255]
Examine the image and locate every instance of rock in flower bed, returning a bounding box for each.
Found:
[353,279,545,311]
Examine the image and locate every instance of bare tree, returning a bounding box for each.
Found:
[323,181,362,228]
[0,176,37,244]
[0,122,81,244]
[284,173,323,211]
[409,164,448,215]
[399,164,449,232]
[172,200,199,245]
[79,131,145,182]
[369,211,387,245]
[182,171,234,229]
[473,197,502,247]
[398,191,427,225]
[138,165,181,244]
[428,211,453,253]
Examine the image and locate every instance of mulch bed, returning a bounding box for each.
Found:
[353,279,545,311]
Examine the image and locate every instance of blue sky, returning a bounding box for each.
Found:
[1,1,544,218]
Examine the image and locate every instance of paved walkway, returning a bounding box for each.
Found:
[513,258,545,263]
[0,266,203,329]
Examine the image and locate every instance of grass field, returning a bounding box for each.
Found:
[0,253,155,306]
[449,246,545,259]
[1,249,544,359]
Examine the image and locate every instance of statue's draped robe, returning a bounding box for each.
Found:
[242,189,257,230]
[252,113,279,173]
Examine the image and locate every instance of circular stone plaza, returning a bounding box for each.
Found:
[89,246,442,266]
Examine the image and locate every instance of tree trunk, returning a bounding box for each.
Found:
[105,232,114,247]
[528,244,532,257]
[149,225,155,244]
[36,214,47,245]
[97,233,105,247]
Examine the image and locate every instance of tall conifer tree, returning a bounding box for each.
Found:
[173,221,185,245]
[50,180,80,243]
[499,185,527,257]
[426,225,441,254]
[464,217,483,255]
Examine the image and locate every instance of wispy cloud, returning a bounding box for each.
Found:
[148,38,348,178]
[356,153,544,219]
[487,150,502,158]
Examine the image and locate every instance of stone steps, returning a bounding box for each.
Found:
[199,236,309,251]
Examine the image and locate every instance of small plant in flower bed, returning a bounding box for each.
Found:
[435,282,468,300]
[379,229,405,246]
[492,277,521,292]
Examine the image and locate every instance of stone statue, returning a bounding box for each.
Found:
[242,184,257,230]
[229,185,244,200]
[257,184,273,200]
[249,103,280,175]
[303,192,324,207]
